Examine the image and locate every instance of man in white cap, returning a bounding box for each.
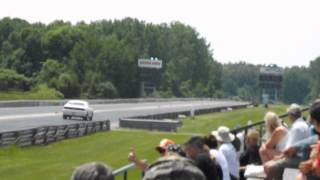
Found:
[212,126,240,180]
[285,103,310,148]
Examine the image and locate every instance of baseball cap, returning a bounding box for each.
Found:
[287,103,301,117]
[155,139,175,153]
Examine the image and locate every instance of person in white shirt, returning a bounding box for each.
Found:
[204,134,230,180]
[285,104,310,148]
[212,126,240,180]
[264,104,311,180]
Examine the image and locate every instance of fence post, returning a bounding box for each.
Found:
[124,171,127,180]
[259,124,264,144]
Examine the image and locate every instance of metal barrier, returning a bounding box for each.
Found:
[0,120,110,147]
[113,160,146,180]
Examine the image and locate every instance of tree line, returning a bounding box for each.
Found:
[0,17,319,104]
[0,17,221,99]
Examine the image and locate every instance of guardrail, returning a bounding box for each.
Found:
[0,120,110,147]
[0,98,247,108]
[113,160,146,180]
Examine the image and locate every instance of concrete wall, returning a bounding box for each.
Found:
[119,118,181,132]
[130,111,190,120]
[0,120,110,147]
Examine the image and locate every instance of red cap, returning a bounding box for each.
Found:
[155,139,175,152]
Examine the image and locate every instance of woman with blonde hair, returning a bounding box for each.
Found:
[259,112,288,163]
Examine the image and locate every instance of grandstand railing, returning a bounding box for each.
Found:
[113,160,146,180]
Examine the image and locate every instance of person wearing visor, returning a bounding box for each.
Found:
[155,139,175,155]
[128,138,175,171]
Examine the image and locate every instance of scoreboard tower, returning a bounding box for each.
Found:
[259,66,283,104]
[138,58,162,97]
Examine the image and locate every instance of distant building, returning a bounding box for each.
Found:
[259,66,283,104]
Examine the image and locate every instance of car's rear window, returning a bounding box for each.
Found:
[69,102,85,106]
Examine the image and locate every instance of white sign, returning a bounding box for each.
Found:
[260,66,283,75]
[138,59,162,69]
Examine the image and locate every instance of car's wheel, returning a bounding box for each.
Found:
[83,116,87,121]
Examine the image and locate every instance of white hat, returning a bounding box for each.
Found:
[287,103,301,116]
[211,126,235,143]
[287,103,300,111]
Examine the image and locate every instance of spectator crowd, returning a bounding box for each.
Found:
[70,100,320,180]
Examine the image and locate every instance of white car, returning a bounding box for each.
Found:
[62,100,94,121]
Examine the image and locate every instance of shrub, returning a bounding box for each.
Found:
[0,68,30,91]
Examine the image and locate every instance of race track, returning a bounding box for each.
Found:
[0,100,249,132]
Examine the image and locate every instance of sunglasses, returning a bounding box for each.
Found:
[157,148,165,154]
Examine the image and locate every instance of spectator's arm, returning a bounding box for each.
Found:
[265,128,285,149]
[314,162,320,177]
[314,144,320,177]
[292,135,318,152]
[128,148,149,171]
[299,159,313,175]
[132,159,148,171]
[239,166,247,172]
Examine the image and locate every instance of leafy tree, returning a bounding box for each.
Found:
[309,57,320,101]
[283,66,310,104]
[42,24,84,62]
[179,80,193,97]
[37,59,63,86]
[56,72,80,98]
[0,68,30,90]
[222,62,259,101]
[0,17,29,43]
[95,81,118,98]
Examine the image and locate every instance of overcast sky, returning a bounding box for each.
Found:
[1,0,320,67]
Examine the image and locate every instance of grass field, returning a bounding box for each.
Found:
[0,104,292,180]
[0,130,191,180]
